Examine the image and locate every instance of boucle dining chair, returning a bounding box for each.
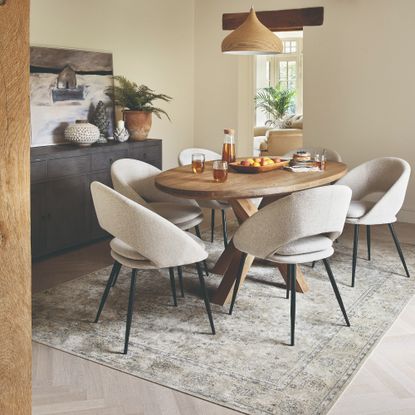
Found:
[178,148,230,247]
[284,147,343,269]
[111,159,203,232]
[111,158,208,281]
[229,185,352,346]
[337,157,411,287]
[283,147,343,162]
[90,182,215,354]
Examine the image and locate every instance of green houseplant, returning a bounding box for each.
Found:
[255,85,296,128]
[106,76,172,141]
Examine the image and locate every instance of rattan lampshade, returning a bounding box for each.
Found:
[222,7,283,55]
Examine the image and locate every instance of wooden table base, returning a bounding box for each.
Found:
[211,198,309,306]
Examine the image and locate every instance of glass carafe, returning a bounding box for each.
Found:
[221,128,236,163]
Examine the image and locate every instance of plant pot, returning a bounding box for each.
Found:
[123,110,152,141]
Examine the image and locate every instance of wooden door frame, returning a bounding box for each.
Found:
[0,1,32,414]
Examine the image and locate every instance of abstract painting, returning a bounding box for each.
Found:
[30,47,114,146]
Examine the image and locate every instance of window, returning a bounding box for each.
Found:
[255,32,303,126]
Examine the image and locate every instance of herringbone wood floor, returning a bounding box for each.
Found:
[32,221,415,415]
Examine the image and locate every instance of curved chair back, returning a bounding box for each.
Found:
[283,147,342,162]
[91,182,207,268]
[337,157,411,223]
[233,185,352,259]
[111,158,190,205]
[179,148,221,166]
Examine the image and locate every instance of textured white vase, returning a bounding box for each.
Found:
[64,120,100,147]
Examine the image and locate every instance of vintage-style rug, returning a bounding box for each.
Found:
[32,230,415,415]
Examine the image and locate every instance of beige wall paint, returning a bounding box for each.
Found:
[30,0,195,169]
[194,0,415,222]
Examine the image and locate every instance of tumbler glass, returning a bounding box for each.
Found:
[192,153,205,174]
[212,160,228,183]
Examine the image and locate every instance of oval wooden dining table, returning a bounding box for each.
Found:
[155,160,347,306]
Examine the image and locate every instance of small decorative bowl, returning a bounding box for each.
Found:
[64,120,100,147]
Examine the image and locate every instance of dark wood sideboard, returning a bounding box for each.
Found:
[31,139,162,259]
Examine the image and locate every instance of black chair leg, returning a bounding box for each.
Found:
[221,209,228,248]
[290,264,296,346]
[111,261,122,287]
[311,261,316,268]
[124,269,137,354]
[285,265,291,299]
[203,260,209,276]
[352,224,360,287]
[177,266,185,297]
[94,261,121,323]
[168,267,178,306]
[366,225,371,261]
[195,225,202,239]
[196,262,216,334]
[323,258,350,327]
[229,252,247,315]
[211,209,215,243]
[388,223,410,278]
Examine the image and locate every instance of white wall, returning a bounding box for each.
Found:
[30,0,195,169]
[194,0,415,222]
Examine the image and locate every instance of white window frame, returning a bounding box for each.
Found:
[254,34,303,127]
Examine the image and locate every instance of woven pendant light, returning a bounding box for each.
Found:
[222,7,283,55]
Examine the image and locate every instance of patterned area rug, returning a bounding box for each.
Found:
[32,229,415,415]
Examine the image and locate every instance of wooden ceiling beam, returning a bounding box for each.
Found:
[223,7,324,32]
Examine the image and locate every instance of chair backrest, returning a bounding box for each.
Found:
[90,182,207,268]
[337,157,411,223]
[233,185,352,259]
[178,148,221,166]
[283,147,342,162]
[111,158,190,205]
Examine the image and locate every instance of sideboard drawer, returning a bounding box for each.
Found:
[31,160,47,182]
[91,149,128,171]
[48,155,90,178]
[130,144,160,163]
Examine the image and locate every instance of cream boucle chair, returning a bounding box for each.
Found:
[283,147,342,162]
[229,185,352,346]
[91,182,215,354]
[111,159,204,233]
[284,147,343,269]
[178,148,231,247]
[337,157,411,287]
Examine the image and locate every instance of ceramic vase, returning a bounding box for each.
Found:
[64,120,100,147]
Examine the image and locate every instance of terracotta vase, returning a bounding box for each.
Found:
[123,110,152,141]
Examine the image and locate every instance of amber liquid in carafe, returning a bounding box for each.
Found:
[213,168,228,183]
[192,160,205,174]
[221,143,236,164]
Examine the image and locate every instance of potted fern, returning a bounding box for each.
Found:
[106,76,172,141]
[255,85,296,128]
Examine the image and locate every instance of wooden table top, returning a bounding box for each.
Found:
[155,160,348,200]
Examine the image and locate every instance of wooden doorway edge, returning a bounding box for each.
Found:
[0,0,32,414]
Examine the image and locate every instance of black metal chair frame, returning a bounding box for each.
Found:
[94,260,215,354]
[229,253,350,346]
[351,223,410,287]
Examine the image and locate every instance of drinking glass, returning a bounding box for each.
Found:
[212,160,228,183]
[192,153,205,174]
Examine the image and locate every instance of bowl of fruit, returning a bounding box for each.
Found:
[229,157,289,173]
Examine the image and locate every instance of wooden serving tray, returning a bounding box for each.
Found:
[229,159,289,174]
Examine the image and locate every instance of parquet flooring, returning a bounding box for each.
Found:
[32,220,415,415]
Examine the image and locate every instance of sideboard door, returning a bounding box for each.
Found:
[31,183,46,258]
[45,176,89,252]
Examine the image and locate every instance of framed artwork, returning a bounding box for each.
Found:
[30,46,114,146]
